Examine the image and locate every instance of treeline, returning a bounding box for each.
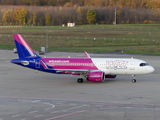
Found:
[0,0,160,9]
[1,5,159,26]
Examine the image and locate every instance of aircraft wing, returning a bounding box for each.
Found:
[84,51,91,58]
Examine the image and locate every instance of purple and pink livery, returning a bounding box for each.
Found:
[11,34,154,83]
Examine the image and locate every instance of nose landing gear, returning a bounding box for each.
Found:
[132,75,136,83]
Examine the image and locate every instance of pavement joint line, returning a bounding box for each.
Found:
[29,110,38,114]
[61,105,87,111]
[1,96,160,106]
[51,111,59,114]
[35,114,43,117]
[11,114,20,117]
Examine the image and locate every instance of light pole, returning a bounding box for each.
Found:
[114,7,117,25]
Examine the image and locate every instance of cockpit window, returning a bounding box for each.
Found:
[140,63,149,67]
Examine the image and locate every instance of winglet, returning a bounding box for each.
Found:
[84,51,91,58]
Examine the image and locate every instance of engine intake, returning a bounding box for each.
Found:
[88,71,105,82]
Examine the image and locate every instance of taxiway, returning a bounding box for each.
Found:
[0,50,159,120]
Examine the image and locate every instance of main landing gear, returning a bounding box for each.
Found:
[77,78,83,83]
[132,75,136,83]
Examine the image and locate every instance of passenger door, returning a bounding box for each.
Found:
[130,61,135,70]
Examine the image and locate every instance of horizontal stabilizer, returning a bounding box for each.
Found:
[11,59,29,65]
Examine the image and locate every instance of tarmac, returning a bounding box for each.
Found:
[0,50,160,120]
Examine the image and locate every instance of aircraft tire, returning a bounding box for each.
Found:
[77,78,83,83]
[132,79,136,83]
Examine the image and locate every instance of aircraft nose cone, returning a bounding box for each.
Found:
[149,66,154,73]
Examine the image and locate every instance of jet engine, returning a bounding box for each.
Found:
[87,71,105,82]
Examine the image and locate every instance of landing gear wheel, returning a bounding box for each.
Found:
[131,75,136,83]
[77,78,83,83]
[132,79,136,83]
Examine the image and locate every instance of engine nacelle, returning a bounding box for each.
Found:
[87,71,105,82]
[105,75,117,78]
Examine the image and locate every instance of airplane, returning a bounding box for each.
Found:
[11,34,154,83]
